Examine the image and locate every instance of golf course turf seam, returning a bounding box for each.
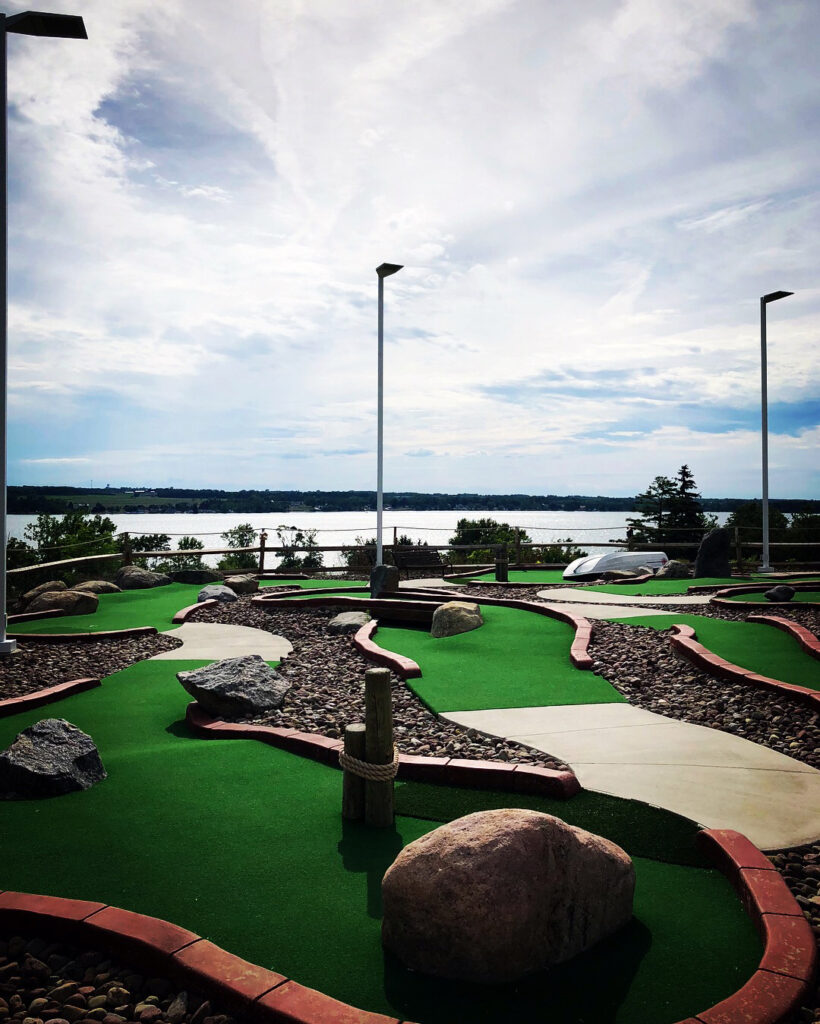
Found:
[746,615,820,660]
[185,700,581,797]
[0,676,100,717]
[668,625,820,710]
[171,599,219,623]
[6,625,158,643]
[0,827,810,1024]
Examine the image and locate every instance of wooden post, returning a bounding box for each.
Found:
[364,667,394,827]
[342,723,366,821]
[122,533,132,566]
[734,527,743,573]
[514,528,522,567]
[495,544,509,582]
[258,531,267,574]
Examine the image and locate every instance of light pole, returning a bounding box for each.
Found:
[375,262,402,567]
[759,289,793,574]
[0,10,87,654]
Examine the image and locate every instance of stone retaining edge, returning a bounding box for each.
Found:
[0,677,100,718]
[184,702,581,800]
[7,608,66,624]
[0,829,811,1024]
[171,599,219,624]
[668,625,820,711]
[353,620,422,678]
[6,626,158,644]
[746,615,820,661]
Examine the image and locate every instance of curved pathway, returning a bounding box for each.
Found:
[150,622,292,661]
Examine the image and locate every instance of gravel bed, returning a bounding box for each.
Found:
[0,635,182,701]
[192,598,569,770]
[0,933,246,1024]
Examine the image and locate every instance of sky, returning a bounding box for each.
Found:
[5,0,820,498]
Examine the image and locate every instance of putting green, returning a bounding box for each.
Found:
[373,605,624,713]
[0,660,760,1024]
[582,576,820,597]
[726,590,820,604]
[259,578,365,590]
[609,613,820,691]
[455,569,567,584]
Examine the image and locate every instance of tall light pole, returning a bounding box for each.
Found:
[0,10,87,654]
[375,263,402,567]
[759,289,793,574]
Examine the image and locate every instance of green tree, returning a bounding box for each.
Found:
[527,538,588,563]
[726,502,819,565]
[449,519,526,563]
[175,536,206,570]
[785,507,820,562]
[342,534,422,570]
[6,536,37,570]
[217,523,258,571]
[274,525,324,571]
[24,511,118,563]
[627,467,715,556]
[626,476,677,546]
[127,533,171,569]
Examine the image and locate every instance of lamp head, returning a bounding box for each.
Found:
[5,11,87,38]
[376,263,403,279]
[762,290,793,303]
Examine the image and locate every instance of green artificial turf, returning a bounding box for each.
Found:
[0,660,761,1024]
[258,578,366,590]
[10,583,204,634]
[581,576,820,597]
[609,613,820,691]
[727,590,820,603]
[455,569,568,584]
[373,605,624,713]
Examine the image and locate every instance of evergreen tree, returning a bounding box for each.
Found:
[627,467,715,557]
[625,476,677,545]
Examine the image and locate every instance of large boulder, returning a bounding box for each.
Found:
[655,560,691,580]
[224,574,259,595]
[0,720,106,799]
[382,809,634,983]
[115,565,172,590]
[694,528,732,578]
[431,601,483,639]
[177,655,290,719]
[197,584,237,603]
[601,569,640,581]
[27,590,98,616]
[21,580,67,607]
[169,569,221,585]
[765,585,795,602]
[72,580,121,595]
[328,611,371,635]
[370,564,400,598]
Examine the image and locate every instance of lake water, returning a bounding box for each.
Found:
[8,510,732,568]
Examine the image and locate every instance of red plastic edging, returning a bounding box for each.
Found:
[746,615,820,661]
[6,626,158,644]
[668,625,820,711]
[172,598,219,623]
[353,620,421,679]
[7,608,66,624]
[0,677,100,718]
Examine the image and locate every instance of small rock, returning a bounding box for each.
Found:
[196,585,237,604]
[765,585,795,602]
[327,611,370,635]
[430,601,483,639]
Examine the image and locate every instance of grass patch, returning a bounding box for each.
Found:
[374,605,624,713]
[455,570,567,584]
[727,590,820,603]
[609,613,820,690]
[259,578,366,589]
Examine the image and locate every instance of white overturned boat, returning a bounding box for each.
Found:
[563,550,668,581]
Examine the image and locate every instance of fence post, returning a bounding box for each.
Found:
[342,723,366,821]
[122,533,132,566]
[364,667,394,827]
[515,528,522,566]
[258,531,267,574]
[495,544,509,582]
[734,527,743,573]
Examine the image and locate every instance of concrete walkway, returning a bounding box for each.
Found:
[399,577,456,589]
[537,587,711,606]
[443,703,820,849]
[151,622,292,661]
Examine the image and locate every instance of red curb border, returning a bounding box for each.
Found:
[7,608,66,624]
[353,620,421,678]
[746,615,820,661]
[184,702,580,799]
[0,828,812,1024]
[257,586,371,598]
[6,626,158,644]
[0,677,100,718]
[668,625,820,711]
[710,582,820,609]
[172,598,219,623]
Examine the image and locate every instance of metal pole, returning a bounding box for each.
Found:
[760,296,770,573]
[0,20,14,655]
[376,273,384,566]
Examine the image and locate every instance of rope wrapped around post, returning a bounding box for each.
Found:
[339,744,399,782]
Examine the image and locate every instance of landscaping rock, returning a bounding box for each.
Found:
[27,590,98,616]
[382,809,635,982]
[197,584,237,603]
[655,560,691,579]
[177,655,290,718]
[168,569,221,584]
[114,566,172,590]
[72,580,122,594]
[601,570,640,581]
[370,564,399,597]
[0,719,106,799]
[327,611,370,634]
[21,580,67,607]
[431,601,483,638]
[694,528,731,578]
[223,575,259,595]
[765,585,795,602]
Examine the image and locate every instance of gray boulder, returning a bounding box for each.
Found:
[27,590,98,616]
[431,601,483,638]
[115,565,172,590]
[169,569,221,585]
[73,580,121,594]
[0,719,106,800]
[370,563,400,597]
[602,570,640,581]
[765,585,795,602]
[177,655,290,719]
[328,611,371,635]
[224,574,259,595]
[655,560,691,580]
[197,584,237,603]
[382,809,635,983]
[694,528,732,578]
[22,580,67,607]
